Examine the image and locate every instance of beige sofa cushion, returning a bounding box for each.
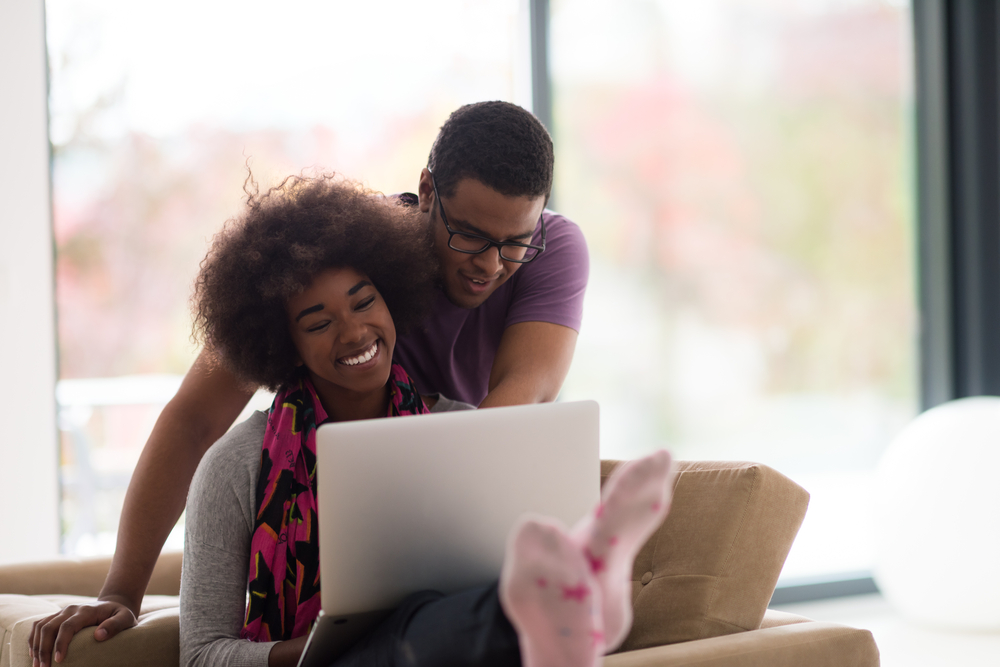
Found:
[603,619,879,667]
[603,460,809,652]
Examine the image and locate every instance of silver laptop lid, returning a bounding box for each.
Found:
[315,399,600,615]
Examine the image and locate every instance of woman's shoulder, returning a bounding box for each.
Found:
[197,411,268,477]
[189,411,268,522]
[426,393,476,412]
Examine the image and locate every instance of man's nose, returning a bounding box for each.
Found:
[471,246,503,275]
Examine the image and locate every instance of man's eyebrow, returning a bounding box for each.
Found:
[451,218,535,242]
[295,304,324,322]
[348,280,372,296]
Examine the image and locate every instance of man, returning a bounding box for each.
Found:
[28,101,589,666]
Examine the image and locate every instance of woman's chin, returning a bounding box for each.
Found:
[308,360,392,401]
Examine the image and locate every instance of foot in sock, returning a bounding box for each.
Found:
[499,516,605,667]
[572,449,675,652]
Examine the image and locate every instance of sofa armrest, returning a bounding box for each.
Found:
[0,552,182,597]
[603,620,879,667]
[3,603,179,667]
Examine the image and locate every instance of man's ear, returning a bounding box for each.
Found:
[417,168,434,213]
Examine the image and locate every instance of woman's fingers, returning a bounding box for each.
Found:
[26,601,136,666]
[94,604,137,640]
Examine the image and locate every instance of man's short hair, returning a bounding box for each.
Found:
[427,101,554,201]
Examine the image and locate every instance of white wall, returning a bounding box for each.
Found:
[0,0,60,564]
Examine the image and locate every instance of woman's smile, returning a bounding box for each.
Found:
[337,339,381,368]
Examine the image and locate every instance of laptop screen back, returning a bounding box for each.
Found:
[315,400,600,615]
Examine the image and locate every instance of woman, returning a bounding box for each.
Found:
[180,173,674,667]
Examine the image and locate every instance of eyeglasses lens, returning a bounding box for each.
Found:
[449,233,491,253]
[448,234,538,262]
[501,246,535,262]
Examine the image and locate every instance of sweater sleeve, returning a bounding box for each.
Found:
[180,412,277,667]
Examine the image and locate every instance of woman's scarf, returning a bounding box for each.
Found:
[241,363,430,642]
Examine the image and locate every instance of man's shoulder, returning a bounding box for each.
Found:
[538,209,588,258]
[515,209,589,279]
[542,208,582,233]
[492,208,589,330]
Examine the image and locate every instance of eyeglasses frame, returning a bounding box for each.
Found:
[430,174,546,264]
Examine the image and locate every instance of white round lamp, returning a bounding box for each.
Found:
[874,396,1000,630]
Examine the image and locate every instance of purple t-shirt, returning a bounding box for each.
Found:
[393,200,590,406]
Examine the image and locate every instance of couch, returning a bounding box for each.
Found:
[0,460,879,666]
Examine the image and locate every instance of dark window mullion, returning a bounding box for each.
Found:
[916,0,1000,408]
[915,0,955,409]
[947,0,1000,399]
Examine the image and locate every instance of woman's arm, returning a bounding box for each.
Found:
[28,352,253,667]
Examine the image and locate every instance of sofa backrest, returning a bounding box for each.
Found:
[0,551,182,597]
[603,459,809,652]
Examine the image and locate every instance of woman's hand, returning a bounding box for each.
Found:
[27,598,137,666]
[267,635,308,667]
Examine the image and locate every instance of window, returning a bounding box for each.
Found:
[48,0,919,585]
[551,0,916,580]
[48,0,529,555]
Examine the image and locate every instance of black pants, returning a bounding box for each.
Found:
[331,583,522,667]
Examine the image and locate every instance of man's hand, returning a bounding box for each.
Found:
[28,598,137,666]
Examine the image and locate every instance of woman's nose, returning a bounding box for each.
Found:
[339,316,367,344]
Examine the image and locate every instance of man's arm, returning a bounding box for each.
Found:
[103,351,254,607]
[480,321,578,408]
[29,351,253,667]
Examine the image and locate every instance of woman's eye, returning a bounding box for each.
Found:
[357,296,375,310]
[306,321,330,333]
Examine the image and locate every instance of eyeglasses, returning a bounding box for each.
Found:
[431,175,545,264]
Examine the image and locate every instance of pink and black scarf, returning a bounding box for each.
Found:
[240,363,429,641]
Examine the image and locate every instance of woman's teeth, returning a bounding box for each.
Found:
[340,341,378,366]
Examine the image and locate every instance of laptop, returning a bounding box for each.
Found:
[297,399,600,666]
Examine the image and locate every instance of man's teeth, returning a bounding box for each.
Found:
[341,341,378,366]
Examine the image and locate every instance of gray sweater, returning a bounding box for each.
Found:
[179,396,474,667]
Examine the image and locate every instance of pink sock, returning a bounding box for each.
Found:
[499,516,605,667]
[572,449,675,652]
